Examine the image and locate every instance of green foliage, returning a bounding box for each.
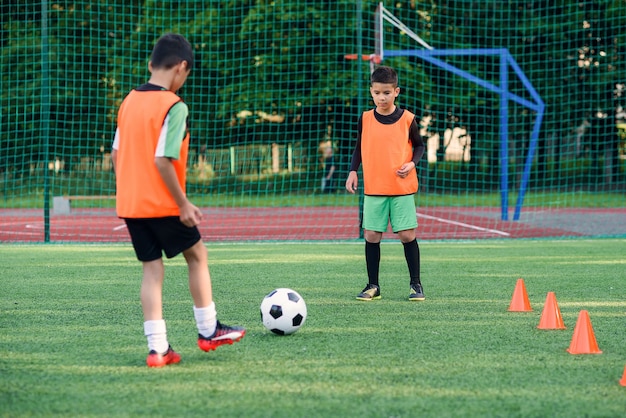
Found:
[1,240,626,417]
[2,1,625,161]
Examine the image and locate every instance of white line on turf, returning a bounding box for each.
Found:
[416,212,510,237]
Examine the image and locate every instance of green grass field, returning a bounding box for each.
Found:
[1,240,625,417]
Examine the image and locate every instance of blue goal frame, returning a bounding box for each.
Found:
[383,48,545,221]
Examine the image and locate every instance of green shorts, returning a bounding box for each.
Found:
[362,195,418,233]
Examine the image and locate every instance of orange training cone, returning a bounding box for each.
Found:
[620,366,626,387]
[508,278,532,312]
[537,292,566,329]
[566,310,602,354]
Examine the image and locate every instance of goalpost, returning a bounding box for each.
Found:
[353,3,546,221]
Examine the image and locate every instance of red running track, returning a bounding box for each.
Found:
[0,206,601,243]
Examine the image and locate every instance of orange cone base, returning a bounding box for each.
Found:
[537,292,566,330]
[567,310,602,354]
[508,278,532,312]
[620,366,626,387]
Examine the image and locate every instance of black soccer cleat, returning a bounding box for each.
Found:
[409,284,425,301]
[356,283,381,301]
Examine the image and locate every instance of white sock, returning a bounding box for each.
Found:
[144,319,169,354]
[193,302,217,338]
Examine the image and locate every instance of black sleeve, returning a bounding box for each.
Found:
[410,117,426,165]
[349,115,363,172]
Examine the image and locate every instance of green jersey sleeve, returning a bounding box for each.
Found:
[156,101,188,159]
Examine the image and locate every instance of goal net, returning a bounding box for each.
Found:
[1,1,624,242]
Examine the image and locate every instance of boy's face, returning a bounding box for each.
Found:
[370,82,400,114]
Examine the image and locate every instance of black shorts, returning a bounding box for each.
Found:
[123,217,202,262]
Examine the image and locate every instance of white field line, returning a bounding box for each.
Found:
[416,212,510,237]
[22,223,128,232]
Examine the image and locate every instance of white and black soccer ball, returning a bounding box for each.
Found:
[260,288,307,335]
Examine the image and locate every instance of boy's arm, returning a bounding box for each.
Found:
[345,171,358,194]
[111,149,118,173]
[155,156,202,227]
[396,117,425,178]
[111,128,120,173]
[348,116,364,172]
[153,102,202,227]
[409,117,426,165]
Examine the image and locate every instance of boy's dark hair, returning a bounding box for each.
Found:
[150,33,194,70]
[371,66,398,87]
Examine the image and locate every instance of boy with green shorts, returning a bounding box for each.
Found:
[345,66,426,301]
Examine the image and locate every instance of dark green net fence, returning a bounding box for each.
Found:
[1,1,625,242]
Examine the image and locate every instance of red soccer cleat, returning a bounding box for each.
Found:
[197,321,246,352]
[146,345,181,368]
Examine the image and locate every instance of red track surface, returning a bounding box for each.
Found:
[1,206,612,243]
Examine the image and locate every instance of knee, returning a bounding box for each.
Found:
[398,229,416,243]
[364,230,382,243]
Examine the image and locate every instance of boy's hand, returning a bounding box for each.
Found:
[345,171,358,194]
[396,162,415,178]
[179,201,202,227]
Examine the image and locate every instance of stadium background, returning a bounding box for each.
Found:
[1,1,624,242]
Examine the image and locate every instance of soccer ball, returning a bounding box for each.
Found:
[260,288,307,335]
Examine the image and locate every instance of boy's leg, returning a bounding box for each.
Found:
[141,260,166,353]
[400,232,421,284]
[183,240,246,351]
[399,230,425,301]
[184,240,213,308]
[124,218,179,366]
[141,258,166,321]
[356,230,383,300]
[402,239,421,287]
[358,196,389,301]
[364,231,382,287]
[141,258,181,366]
[183,240,217,337]
[391,196,424,301]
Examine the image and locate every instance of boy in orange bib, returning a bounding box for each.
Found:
[345,66,426,301]
[112,34,245,367]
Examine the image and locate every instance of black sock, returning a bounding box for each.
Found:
[403,239,421,287]
[365,240,380,286]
